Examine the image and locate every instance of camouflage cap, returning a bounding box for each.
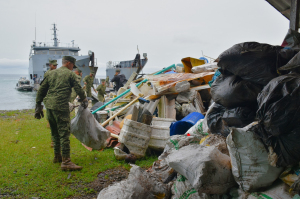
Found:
[101,79,106,82]
[116,69,121,72]
[49,60,58,65]
[75,68,82,73]
[62,56,76,64]
[90,71,95,74]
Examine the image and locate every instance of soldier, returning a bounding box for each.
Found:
[83,72,96,97]
[110,69,126,91]
[35,56,88,171]
[43,60,58,148]
[96,79,106,102]
[106,76,110,87]
[70,68,82,103]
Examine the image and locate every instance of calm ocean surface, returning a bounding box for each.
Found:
[0,74,105,110]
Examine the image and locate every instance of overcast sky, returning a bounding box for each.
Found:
[0,0,289,75]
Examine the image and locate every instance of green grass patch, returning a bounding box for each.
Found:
[0,110,157,199]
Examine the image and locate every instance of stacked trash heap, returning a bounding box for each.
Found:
[71,30,300,198]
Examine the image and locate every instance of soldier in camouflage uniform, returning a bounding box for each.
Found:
[35,56,88,171]
[83,72,96,97]
[96,79,106,102]
[43,60,58,148]
[70,68,82,103]
[106,76,110,87]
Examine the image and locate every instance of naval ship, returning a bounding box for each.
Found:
[106,53,148,80]
[29,24,98,88]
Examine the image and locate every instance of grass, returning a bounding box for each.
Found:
[0,109,158,199]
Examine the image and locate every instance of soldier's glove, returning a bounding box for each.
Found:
[34,104,44,119]
[81,98,88,109]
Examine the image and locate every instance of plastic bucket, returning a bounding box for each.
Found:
[170,112,204,136]
[118,119,151,158]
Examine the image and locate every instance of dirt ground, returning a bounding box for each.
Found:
[70,167,129,199]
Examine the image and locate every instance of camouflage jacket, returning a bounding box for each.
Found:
[36,66,86,111]
[96,84,106,96]
[83,75,94,89]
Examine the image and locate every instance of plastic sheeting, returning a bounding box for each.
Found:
[147,72,214,94]
[70,106,110,150]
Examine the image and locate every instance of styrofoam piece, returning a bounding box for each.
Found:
[148,125,170,151]
[118,119,151,158]
[95,111,108,123]
[114,146,128,160]
[151,117,176,127]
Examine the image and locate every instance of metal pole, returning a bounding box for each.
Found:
[290,0,300,31]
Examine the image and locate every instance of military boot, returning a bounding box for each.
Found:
[53,153,62,163]
[61,158,83,171]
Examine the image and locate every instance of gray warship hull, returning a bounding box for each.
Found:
[29,24,97,88]
[106,57,148,80]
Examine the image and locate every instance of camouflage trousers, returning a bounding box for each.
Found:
[98,94,104,102]
[47,109,71,158]
[86,88,92,97]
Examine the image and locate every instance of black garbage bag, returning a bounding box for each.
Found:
[217,42,284,85]
[278,51,300,72]
[222,106,256,127]
[254,73,300,167]
[206,103,256,137]
[211,74,262,108]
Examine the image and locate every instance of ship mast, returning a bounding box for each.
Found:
[52,23,58,47]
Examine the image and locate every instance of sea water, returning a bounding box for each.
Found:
[0,74,105,110]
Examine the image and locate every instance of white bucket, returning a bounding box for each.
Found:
[148,125,170,151]
[118,119,151,158]
[151,117,176,127]
[95,111,108,123]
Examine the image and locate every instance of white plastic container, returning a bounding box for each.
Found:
[151,117,176,127]
[118,119,151,158]
[149,118,176,151]
[95,111,108,123]
[148,125,170,151]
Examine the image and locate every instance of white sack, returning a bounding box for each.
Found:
[71,106,110,150]
[185,118,209,138]
[167,145,236,195]
[171,174,207,199]
[159,135,201,160]
[97,165,170,199]
[227,123,284,192]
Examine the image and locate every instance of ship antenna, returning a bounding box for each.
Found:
[137,45,139,54]
[52,23,58,47]
[35,13,36,41]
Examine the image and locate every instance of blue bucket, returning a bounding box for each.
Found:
[170,112,204,136]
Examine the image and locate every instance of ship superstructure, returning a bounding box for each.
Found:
[106,53,148,80]
[29,24,97,86]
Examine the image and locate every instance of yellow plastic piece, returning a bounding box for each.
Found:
[199,135,210,145]
[181,57,205,73]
